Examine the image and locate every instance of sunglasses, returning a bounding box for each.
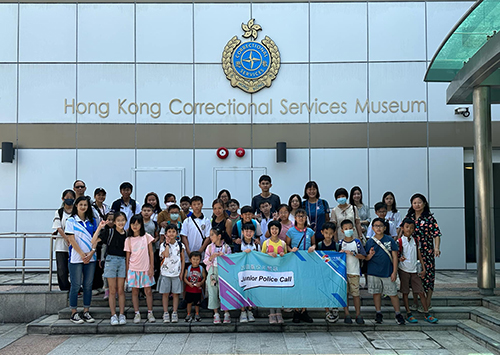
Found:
[75,186,86,189]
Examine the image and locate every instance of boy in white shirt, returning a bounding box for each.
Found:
[180,196,211,259]
[398,218,438,324]
[366,202,398,239]
[338,219,367,324]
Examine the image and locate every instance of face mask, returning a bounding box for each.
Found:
[64,198,74,206]
[170,213,179,220]
[344,229,354,237]
[166,202,174,207]
[337,197,347,205]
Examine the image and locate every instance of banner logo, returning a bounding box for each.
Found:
[222,19,281,93]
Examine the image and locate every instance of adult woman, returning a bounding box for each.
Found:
[52,189,75,291]
[405,193,441,311]
[331,188,363,242]
[65,196,98,324]
[288,194,302,224]
[302,181,330,244]
[144,192,162,222]
[217,189,232,213]
[212,199,233,246]
[350,186,370,240]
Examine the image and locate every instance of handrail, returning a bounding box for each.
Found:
[0,233,55,292]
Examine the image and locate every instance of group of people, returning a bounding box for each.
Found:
[52,175,442,326]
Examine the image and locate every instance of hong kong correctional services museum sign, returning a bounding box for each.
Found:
[62,19,427,119]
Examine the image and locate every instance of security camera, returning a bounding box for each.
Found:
[455,107,470,117]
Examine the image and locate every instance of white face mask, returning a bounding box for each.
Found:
[166,202,174,208]
[344,229,354,237]
[170,213,179,220]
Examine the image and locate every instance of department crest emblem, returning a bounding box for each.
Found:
[222,19,281,94]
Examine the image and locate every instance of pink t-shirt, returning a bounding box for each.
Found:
[124,233,154,272]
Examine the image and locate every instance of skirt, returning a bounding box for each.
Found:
[127,270,155,288]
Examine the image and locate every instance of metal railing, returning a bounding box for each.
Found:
[0,232,55,291]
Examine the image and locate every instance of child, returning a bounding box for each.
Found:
[398,218,438,324]
[204,227,232,324]
[183,251,206,322]
[232,206,262,250]
[251,175,281,214]
[111,182,141,230]
[262,220,286,324]
[286,208,315,323]
[101,212,115,299]
[180,195,192,219]
[338,219,367,325]
[228,199,241,227]
[366,202,398,239]
[364,217,405,325]
[317,222,340,323]
[265,204,293,242]
[92,187,110,223]
[159,204,183,243]
[158,224,185,323]
[141,204,160,284]
[180,196,211,259]
[258,201,272,244]
[144,192,162,222]
[236,223,260,323]
[383,191,401,234]
[124,215,156,323]
[91,212,128,326]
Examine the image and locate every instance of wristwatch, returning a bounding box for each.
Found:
[91,248,96,252]
[352,251,357,257]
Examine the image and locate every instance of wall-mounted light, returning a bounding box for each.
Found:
[1,142,14,163]
[276,142,286,163]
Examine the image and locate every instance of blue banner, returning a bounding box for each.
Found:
[217,251,347,310]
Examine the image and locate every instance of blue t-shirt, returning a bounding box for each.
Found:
[303,199,329,243]
[365,234,398,278]
[286,227,314,250]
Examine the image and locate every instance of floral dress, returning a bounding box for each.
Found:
[409,213,442,292]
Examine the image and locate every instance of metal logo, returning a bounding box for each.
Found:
[222,19,281,94]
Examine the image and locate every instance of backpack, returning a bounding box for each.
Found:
[111,198,137,216]
[397,236,419,259]
[52,207,65,235]
[236,219,258,239]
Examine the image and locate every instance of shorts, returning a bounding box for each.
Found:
[368,275,398,296]
[185,291,202,305]
[347,274,360,297]
[103,255,126,279]
[398,269,424,294]
[157,275,182,294]
[127,270,155,288]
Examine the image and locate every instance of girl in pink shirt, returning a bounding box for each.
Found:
[124,215,156,323]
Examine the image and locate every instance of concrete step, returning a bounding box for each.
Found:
[57,305,474,321]
[78,294,483,308]
[27,314,459,335]
[483,297,500,313]
[470,307,500,334]
[458,319,500,355]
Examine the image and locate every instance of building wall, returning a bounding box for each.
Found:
[0,1,484,269]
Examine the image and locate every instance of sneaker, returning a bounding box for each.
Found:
[409,304,418,311]
[428,305,433,311]
[276,313,284,324]
[424,314,438,323]
[269,314,277,324]
[147,312,156,323]
[355,316,365,325]
[92,289,100,296]
[185,314,192,322]
[103,289,109,300]
[195,314,202,322]
[395,313,405,325]
[118,314,126,325]
[300,310,313,323]
[70,312,84,324]
[247,310,255,322]
[213,313,221,324]
[344,316,353,324]
[417,305,425,313]
[163,312,170,323]
[239,311,248,323]
[171,312,178,323]
[330,309,340,323]
[134,313,141,324]
[292,311,301,323]
[375,312,383,324]
[110,314,119,326]
[406,314,418,323]
[82,311,95,323]
[326,312,336,323]
[223,312,231,324]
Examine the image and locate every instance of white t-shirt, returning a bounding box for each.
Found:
[240,240,261,252]
[92,203,110,223]
[398,236,418,273]
[65,216,97,264]
[386,211,401,230]
[367,219,397,238]
[159,241,185,277]
[180,215,211,258]
[339,239,363,275]
[52,209,71,252]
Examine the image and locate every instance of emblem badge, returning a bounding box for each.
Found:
[222,19,281,93]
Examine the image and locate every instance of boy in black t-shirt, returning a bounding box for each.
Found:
[251,175,281,215]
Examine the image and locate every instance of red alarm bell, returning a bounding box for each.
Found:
[235,148,245,158]
[216,147,229,159]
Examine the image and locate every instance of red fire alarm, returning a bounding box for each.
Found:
[216,147,229,159]
[235,148,246,158]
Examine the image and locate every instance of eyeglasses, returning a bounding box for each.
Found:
[75,186,86,189]
[372,224,385,228]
